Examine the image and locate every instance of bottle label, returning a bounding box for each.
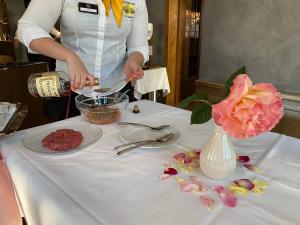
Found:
[36,75,60,97]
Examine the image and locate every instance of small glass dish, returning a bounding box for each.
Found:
[75,92,129,125]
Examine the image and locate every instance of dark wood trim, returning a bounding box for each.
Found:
[165,0,179,106]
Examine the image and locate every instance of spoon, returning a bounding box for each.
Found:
[118,122,170,131]
[94,78,127,94]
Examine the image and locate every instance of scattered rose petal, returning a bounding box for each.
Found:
[212,186,225,193]
[184,156,193,164]
[253,180,268,189]
[195,150,201,158]
[200,196,215,210]
[237,155,250,164]
[252,186,265,194]
[180,181,198,192]
[213,187,237,208]
[234,179,255,190]
[174,153,185,161]
[243,164,261,172]
[187,151,197,159]
[175,176,185,184]
[229,185,249,196]
[160,174,171,180]
[252,180,268,193]
[190,160,200,168]
[164,167,178,175]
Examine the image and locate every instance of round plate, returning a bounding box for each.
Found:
[22,122,102,154]
[120,124,180,148]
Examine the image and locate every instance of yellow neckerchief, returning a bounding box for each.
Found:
[102,0,123,27]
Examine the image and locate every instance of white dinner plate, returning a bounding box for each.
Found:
[22,122,102,154]
[120,124,180,148]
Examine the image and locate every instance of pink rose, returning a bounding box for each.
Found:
[212,74,283,139]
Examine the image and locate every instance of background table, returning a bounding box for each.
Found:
[134,67,170,101]
[1,100,300,225]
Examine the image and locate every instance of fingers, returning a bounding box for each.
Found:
[70,72,96,91]
[125,63,144,81]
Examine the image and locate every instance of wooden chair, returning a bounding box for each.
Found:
[0,40,15,63]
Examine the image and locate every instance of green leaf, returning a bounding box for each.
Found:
[191,102,212,124]
[224,66,246,97]
[179,93,208,109]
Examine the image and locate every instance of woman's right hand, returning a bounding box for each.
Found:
[66,53,96,91]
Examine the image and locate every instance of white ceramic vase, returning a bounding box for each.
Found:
[200,125,236,179]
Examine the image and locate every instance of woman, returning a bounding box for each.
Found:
[17,0,148,119]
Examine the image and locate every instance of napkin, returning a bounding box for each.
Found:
[0,102,17,132]
[0,153,22,225]
[134,67,170,100]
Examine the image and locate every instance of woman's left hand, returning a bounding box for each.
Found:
[124,52,145,81]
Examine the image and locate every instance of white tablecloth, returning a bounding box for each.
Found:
[134,67,170,100]
[1,100,300,225]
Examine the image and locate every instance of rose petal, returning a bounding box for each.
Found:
[200,196,215,210]
[234,179,255,190]
[212,186,225,193]
[195,150,201,158]
[244,164,261,172]
[160,174,171,180]
[229,185,249,196]
[164,167,178,175]
[237,155,250,164]
[213,187,237,208]
[180,182,198,192]
[190,159,200,168]
[184,156,193,164]
[174,153,186,161]
[253,180,268,189]
[252,180,268,193]
[175,176,185,184]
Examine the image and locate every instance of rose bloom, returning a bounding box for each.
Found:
[212,74,283,139]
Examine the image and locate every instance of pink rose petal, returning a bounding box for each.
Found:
[237,155,250,164]
[218,189,237,208]
[184,156,193,164]
[234,179,255,190]
[174,153,186,161]
[243,164,261,172]
[180,182,197,192]
[160,174,171,180]
[212,186,225,193]
[200,196,215,210]
[212,186,237,208]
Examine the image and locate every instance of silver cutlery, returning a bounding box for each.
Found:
[118,122,170,131]
[94,78,127,94]
[115,133,175,155]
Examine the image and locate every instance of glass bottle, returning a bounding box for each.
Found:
[27,71,99,97]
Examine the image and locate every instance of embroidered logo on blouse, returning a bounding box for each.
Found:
[123,1,136,18]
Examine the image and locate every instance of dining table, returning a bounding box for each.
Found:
[0,100,300,225]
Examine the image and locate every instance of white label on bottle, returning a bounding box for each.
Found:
[36,75,60,97]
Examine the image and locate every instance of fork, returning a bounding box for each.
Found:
[115,133,175,155]
[118,122,170,131]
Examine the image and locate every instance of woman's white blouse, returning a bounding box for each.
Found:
[17,0,149,90]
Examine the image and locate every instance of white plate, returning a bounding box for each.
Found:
[22,122,102,154]
[120,124,180,148]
